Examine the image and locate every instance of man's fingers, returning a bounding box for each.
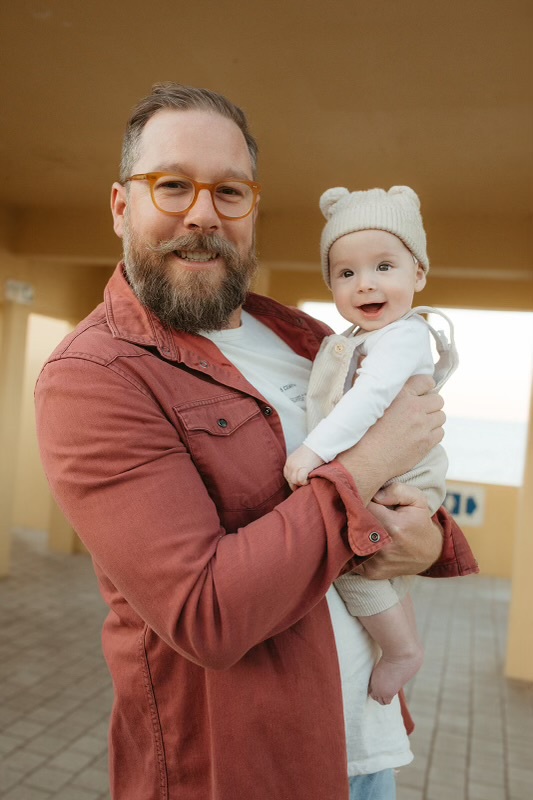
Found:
[402,374,436,396]
[373,483,429,510]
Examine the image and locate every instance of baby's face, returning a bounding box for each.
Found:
[329,229,426,331]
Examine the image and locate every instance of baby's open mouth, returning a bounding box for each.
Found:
[360,303,384,313]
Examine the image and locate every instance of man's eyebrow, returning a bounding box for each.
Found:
[152,164,253,182]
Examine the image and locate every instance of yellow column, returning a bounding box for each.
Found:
[48,500,80,554]
[0,298,30,576]
[505,376,533,680]
[252,265,271,297]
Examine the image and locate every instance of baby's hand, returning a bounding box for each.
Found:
[284,445,325,491]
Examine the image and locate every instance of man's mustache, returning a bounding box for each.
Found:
[148,233,238,260]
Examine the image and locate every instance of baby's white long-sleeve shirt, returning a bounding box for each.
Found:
[304,316,434,463]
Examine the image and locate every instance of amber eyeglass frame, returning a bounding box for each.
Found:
[124,173,261,220]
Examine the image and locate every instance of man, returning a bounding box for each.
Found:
[35,84,477,800]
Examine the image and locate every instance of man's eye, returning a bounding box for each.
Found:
[217,185,245,198]
[159,180,189,190]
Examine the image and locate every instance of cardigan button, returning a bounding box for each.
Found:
[369,531,381,543]
[217,419,228,428]
[334,343,345,354]
[263,406,273,416]
[198,360,209,368]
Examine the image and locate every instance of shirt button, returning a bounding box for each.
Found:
[369,531,381,543]
[334,343,345,354]
[263,406,273,416]
[217,418,228,428]
[199,360,209,368]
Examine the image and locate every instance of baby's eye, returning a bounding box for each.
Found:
[340,269,354,278]
[377,262,392,272]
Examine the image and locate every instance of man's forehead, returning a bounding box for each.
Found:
[136,108,253,176]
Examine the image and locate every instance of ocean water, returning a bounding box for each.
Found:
[444,417,529,487]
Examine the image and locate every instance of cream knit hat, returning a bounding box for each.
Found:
[320,185,429,286]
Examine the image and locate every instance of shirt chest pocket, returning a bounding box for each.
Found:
[173,394,286,513]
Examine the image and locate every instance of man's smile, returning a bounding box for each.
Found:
[174,249,219,262]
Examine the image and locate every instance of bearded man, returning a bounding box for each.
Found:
[35,83,477,800]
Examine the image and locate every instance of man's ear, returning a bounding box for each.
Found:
[414,264,427,292]
[111,182,127,238]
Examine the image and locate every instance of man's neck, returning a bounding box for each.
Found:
[223,306,243,330]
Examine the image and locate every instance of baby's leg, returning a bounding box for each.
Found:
[360,593,423,705]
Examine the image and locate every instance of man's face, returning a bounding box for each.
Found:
[111,109,259,333]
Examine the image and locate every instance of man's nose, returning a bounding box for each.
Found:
[182,189,220,231]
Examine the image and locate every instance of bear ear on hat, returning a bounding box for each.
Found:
[389,185,421,209]
[319,187,349,220]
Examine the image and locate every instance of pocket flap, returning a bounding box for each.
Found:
[174,394,260,437]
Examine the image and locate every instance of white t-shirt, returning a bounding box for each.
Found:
[202,311,413,775]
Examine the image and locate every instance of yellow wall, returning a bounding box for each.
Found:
[13,315,73,531]
[506,383,533,681]
[0,210,113,570]
[450,483,518,579]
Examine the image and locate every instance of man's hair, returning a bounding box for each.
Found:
[120,82,259,182]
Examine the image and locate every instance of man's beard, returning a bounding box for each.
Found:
[122,223,258,334]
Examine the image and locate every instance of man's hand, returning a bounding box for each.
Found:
[337,374,445,504]
[351,483,443,580]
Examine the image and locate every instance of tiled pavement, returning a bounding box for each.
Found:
[1,530,532,800]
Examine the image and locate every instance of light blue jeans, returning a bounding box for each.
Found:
[349,769,396,800]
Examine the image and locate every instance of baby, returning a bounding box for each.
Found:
[284,186,458,705]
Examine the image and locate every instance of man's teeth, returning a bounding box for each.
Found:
[175,250,218,262]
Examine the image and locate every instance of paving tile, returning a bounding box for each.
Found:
[507,746,533,768]
[397,787,424,800]
[0,707,23,728]
[396,765,426,789]
[24,766,72,792]
[72,766,110,793]
[2,786,52,799]
[468,781,508,800]
[70,734,108,757]
[0,734,23,755]
[428,765,466,789]
[47,749,94,773]
[1,749,47,774]
[3,720,47,740]
[468,764,505,785]
[52,787,103,800]
[25,734,70,757]
[5,531,533,799]
[0,764,24,792]
[426,781,466,800]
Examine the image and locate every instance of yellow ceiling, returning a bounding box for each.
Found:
[0,0,531,225]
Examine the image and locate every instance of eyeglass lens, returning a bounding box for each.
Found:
[152,176,254,218]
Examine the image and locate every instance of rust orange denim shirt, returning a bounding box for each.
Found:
[35,265,478,800]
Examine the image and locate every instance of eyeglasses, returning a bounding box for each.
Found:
[124,173,261,220]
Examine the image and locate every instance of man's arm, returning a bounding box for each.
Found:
[337,374,445,504]
[35,356,384,669]
[336,374,447,577]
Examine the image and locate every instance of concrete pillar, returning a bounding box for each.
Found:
[506,372,533,681]
[0,298,30,576]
